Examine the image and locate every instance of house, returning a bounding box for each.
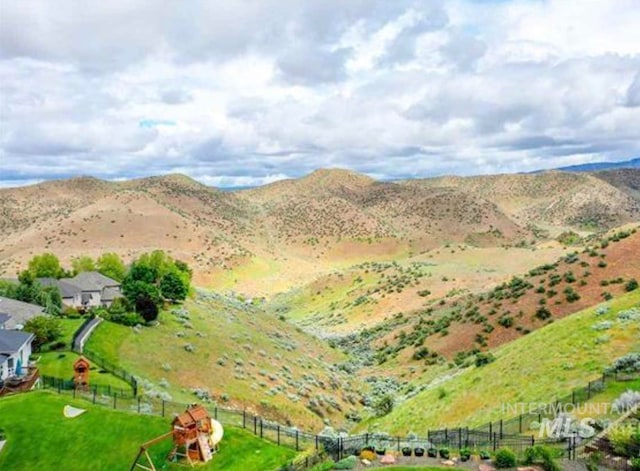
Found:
[0,296,45,330]
[0,329,34,381]
[38,271,122,310]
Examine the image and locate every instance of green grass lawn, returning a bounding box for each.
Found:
[35,351,132,391]
[365,290,640,433]
[0,391,296,471]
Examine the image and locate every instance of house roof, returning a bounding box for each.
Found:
[69,272,120,292]
[102,286,122,301]
[0,330,34,354]
[0,297,45,329]
[0,313,10,327]
[0,353,9,364]
[37,278,81,297]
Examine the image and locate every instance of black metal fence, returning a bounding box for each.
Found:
[79,347,138,396]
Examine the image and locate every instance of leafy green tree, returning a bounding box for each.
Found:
[0,279,18,298]
[135,294,159,322]
[72,255,96,274]
[123,279,161,306]
[160,271,188,302]
[39,286,62,316]
[97,252,126,281]
[127,262,158,285]
[27,253,63,278]
[23,316,62,351]
[626,279,639,292]
[15,271,39,304]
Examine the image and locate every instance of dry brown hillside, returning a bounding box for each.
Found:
[0,169,638,289]
[403,170,640,232]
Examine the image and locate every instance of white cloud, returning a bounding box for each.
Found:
[0,0,639,187]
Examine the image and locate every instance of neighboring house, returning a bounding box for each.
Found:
[0,329,34,380]
[0,296,45,330]
[39,271,122,310]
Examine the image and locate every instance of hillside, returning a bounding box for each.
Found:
[84,291,365,430]
[362,289,640,434]
[1,169,638,298]
[334,227,640,373]
[403,170,640,233]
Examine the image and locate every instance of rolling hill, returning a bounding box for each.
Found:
[1,169,638,299]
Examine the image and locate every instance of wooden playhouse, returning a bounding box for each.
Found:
[169,404,215,465]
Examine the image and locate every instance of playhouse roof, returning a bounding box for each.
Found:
[74,356,90,367]
[173,405,210,427]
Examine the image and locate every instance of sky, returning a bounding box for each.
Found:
[1,0,639,188]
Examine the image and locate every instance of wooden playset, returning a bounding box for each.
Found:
[131,404,224,470]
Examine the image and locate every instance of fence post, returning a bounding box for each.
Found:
[315,435,319,450]
[519,414,522,434]
[588,381,591,399]
[499,420,503,439]
[137,396,141,413]
[295,430,299,451]
[243,410,246,428]
[253,416,257,435]
[397,436,401,452]
[458,428,462,450]
[162,400,165,417]
[365,433,369,446]
[214,406,218,420]
[531,435,535,447]
[489,422,492,437]
[277,425,280,446]
[260,419,263,439]
[113,392,117,409]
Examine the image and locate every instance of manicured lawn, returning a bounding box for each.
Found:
[0,391,297,471]
[36,351,132,391]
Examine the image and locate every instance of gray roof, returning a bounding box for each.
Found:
[0,330,34,354]
[0,353,9,365]
[0,297,44,329]
[69,271,120,291]
[37,277,80,297]
[0,313,10,327]
[102,286,123,301]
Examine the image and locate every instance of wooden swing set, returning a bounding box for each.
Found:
[130,404,223,470]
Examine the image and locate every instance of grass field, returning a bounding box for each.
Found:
[363,289,640,434]
[0,391,296,471]
[35,351,131,391]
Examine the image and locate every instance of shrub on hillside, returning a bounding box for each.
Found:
[626,279,639,292]
[475,352,495,367]
[333,456,357,470]
[494,448,517,468]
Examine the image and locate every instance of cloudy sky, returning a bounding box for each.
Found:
[1,0,639,188]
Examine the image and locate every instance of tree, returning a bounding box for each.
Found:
[27,253,63,278]
[23,316,62,351]
[626,279,639,292]
[160,271,188,302]
[127,263,158,285]
[41,286,62,316]
[72,255,96,274]
[123,279,161,306]
[136,294,159,322]
[97,252,126,282]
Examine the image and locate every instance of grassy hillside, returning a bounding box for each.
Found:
[85,292,364,430]
[271,243,569,334]
[362,289,640,434]
[0,391,296,471]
